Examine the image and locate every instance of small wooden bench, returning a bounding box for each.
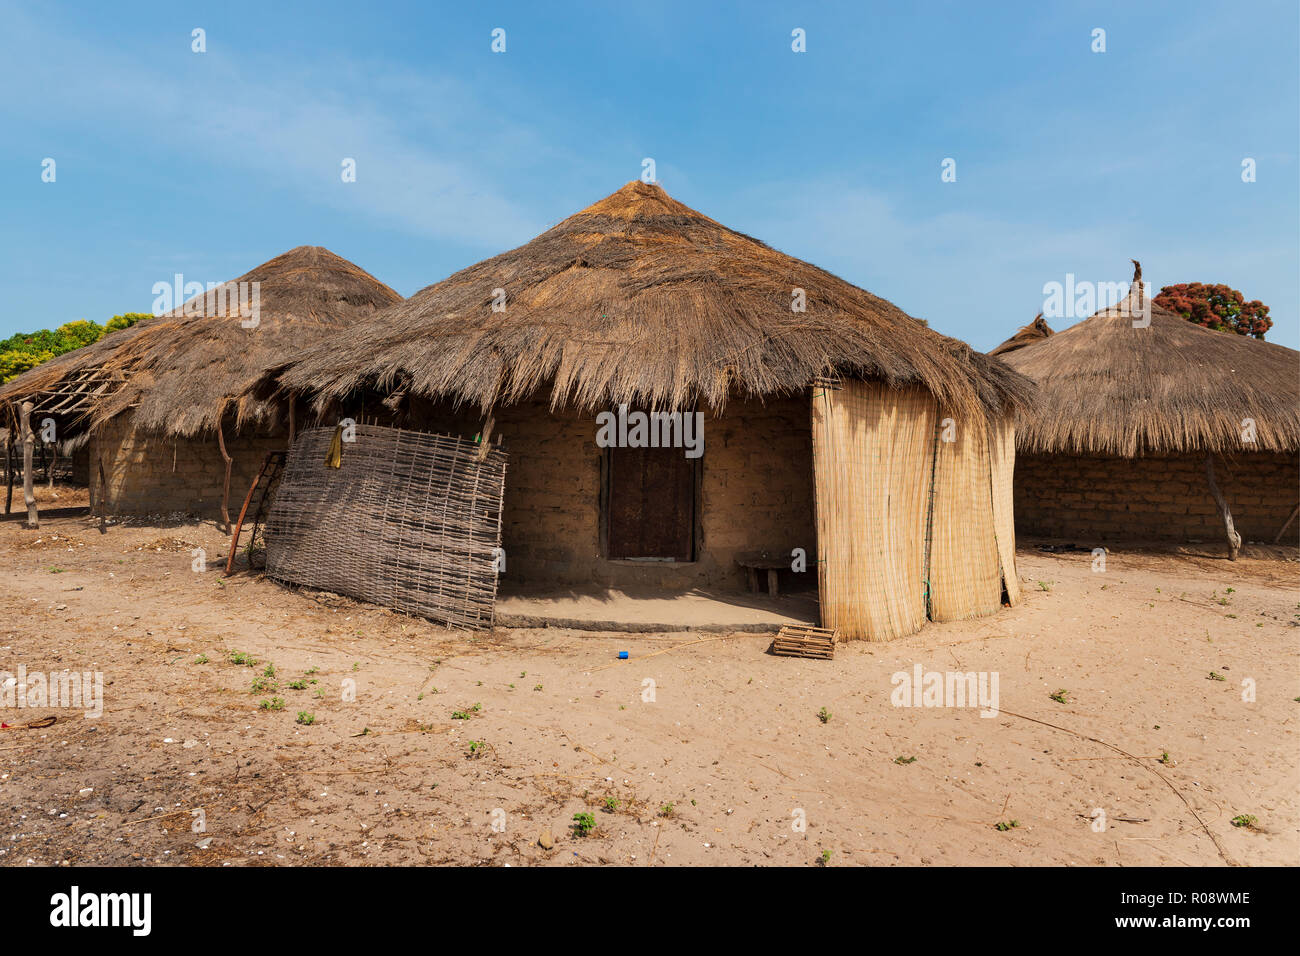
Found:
[735,550,790,596]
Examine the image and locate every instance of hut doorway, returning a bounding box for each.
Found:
[604,445,697,561]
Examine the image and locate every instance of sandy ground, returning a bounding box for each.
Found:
[496,584,819,631]
[1,486,1297,867]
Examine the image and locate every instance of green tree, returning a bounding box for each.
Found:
[0,349,55,382]
[2,320,102,357]
[105,312,149,333]
[53,319,105,351]
[1154,282,1272,339]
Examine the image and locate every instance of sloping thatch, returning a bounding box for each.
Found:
[989,313,1053,356]
[0,246,400,438]
[271,182,1032,421]
[1000,268,1300,456]
[0,325,150,429]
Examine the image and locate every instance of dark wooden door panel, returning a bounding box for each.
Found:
[607,446,694,560]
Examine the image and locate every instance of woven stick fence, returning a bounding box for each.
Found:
[265,424,507,629]
[986,414,1021,606]
[810,379,1017,641]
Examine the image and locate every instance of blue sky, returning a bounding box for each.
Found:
[2,0,1297,349]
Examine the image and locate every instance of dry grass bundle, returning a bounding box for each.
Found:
[928,412,1003,621]
[1000,280,1300,456]
[268,182,1032,420]
[810,380,934,642]
[986,415,1020,605]
[811,381,1017,641]
[0,246,400,437]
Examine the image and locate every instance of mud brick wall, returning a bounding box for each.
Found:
[89,416,288,519]
[696,396,818,590]
[1014,452,1300,545]
[403,394,817,590]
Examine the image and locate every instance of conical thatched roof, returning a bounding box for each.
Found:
[1000,264,1300,456]
[270,182,1031,419]
[989,314,1054,356]
[0,246,400,438]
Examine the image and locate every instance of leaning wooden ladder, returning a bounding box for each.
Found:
[225,451,287,573]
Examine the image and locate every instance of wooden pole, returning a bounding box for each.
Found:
[47,439,57,490]
[1274,502,1299,545]
[96,454,108,534]
[19,401,38,529]
[476,411,496,461]
[217,421,233,533]
[5,429,14,515]
[1204,453,1241,561]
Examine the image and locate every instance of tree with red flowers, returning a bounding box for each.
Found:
[1154,282,1272,339]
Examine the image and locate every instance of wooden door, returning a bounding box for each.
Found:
[606,446,695,561]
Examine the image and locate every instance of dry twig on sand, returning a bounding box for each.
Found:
[999,708,1233,865]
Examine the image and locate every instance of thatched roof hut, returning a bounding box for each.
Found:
[997,262,1300,555]
[989,314,1053,357]
[2,245,400,437]
[265,182,1034,640]
[2,246,399,525]
[273,181,1028,419]
[999,275,1299,457]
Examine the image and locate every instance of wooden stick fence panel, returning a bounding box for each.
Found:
[265,424,507,629]
[770,624,838,659]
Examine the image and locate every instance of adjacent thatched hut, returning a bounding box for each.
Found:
[989,314,1053,356]
[997,263,1300,555]
[265,182,1033,640]
[1,246,400,524]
